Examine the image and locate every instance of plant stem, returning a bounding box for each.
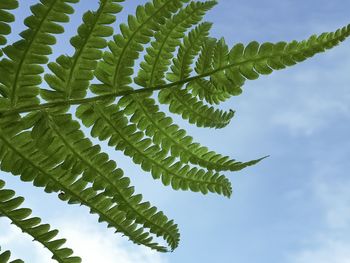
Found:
[0,32,335,117]
[0,66,233,117]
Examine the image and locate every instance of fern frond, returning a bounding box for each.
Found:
[0,0,78,109]
[41,0,123,103]
[0,0,18,56]
[158,22,236,129]
[210,38,240,99]
[188,25,350,96]
[77,102,233,197]
[89,1,252,173]
[92,19,256,172]
[134,2,232,129]
[0,0,349,256]
[157,25,350,128]
[92,0,186,95]
[159,86,235,128]
[28,111,180,251]
[189,38,240,104]
[0,248,24,263]
[0,180,81,263]
[80,0,245,193]
[114,94,262,172]
[188,78,233,105]
[0,123,168,252]
[135,1,217,88]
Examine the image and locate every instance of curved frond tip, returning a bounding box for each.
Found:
[185,24,350,99]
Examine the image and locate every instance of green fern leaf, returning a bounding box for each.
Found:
[0,180,81,263]
[0,0,349,257]
[77,102,233,197]
[134,1,232,129]
[83,0,247,192]
[0,0,78,108]
[102,18,251,177]
[0,0,18,56]
[41,0,123,103]
[188,25,350,95]
[135,1,217,88]
[115,94,262,172]
[159,23,236,129]
[28,111,180,251]
[189,38,239,104]
[0,248,24,263]
[92,0,186,94]
[0,122,167,252]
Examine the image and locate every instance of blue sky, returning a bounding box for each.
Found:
[1,1,350,263]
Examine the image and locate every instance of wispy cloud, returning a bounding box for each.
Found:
[53,219,168,263]
[314,174,350,230]
[288,159,350,263]
[0,218,168,263]
[267,49,350,136]
[291,239,350,263]
[271,89,350,136]
[0,220,42,262]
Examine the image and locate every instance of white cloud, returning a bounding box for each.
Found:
[0,222,21,244]
[292,239,350,263]
[257,43,350,137]
[314,176,350,229]
[225,48,350,147]
[0,218,168,263]
[271,92,350,136]
[288,163,350,263]
[53,219,168,263]
[0,220,43,261]
[269,59,350,136]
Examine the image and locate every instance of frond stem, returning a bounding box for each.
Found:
[0,34,339,117]
[0,59,254,117]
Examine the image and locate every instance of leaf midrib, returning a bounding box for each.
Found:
[65,1,108,99]
[10,1,57,107]
[1,31,347,117]
[112,0,176,89]
[148,4,205,88]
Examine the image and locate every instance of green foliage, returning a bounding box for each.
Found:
[0,0,349,261]
[0,180,81,262]
[0,247,23,263]
[0,0,18,57]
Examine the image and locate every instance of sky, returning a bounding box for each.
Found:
[1,0,350,263]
